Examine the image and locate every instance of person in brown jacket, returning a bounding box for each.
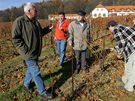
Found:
[68,10,91,74]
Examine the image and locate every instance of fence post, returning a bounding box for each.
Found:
[102,35,105,69]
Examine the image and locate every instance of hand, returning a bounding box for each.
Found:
[68,41,73,47]
[68,41,72,46]
[117,54,123,59]
[110,47,114,52]
[59,26,63,30]
[49,24,53,29]
[54,37,57,40]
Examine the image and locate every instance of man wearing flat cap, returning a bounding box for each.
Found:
[107,20,135,92]
[68,10,92,74]
[77,10,86,16]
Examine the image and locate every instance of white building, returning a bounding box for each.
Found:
[92,4,109,18]
[48,14,78,21]
[91,4,135,18]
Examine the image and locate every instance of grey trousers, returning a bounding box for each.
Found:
[122,52,135,92]
[74,50,87,70]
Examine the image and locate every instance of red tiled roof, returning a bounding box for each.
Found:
[96,4,105,8]
[95,4,135,12]
[49,14,78,17]
[105,5,135,12]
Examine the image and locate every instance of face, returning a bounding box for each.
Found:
[28,7,37,19]
[59,14,65,21]
[77,15,84,22]
[108,26,115,33]
[133,18,135,24]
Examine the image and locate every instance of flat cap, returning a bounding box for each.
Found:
[77,10,86,16]
[106,20,118,30]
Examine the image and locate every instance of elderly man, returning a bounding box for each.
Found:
[12,2,53,100]
[68,10,91,74]
[107,20,135,92]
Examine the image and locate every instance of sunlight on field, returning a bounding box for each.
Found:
[0,15,135,100]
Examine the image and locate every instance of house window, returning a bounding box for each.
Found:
[97,8,99,11]
[94,14,97,17]
[99,13,101,17]
[103,14,106,17]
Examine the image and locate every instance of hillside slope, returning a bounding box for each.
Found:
[1,45,135,101]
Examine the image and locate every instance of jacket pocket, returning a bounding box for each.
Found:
[18,44,28,56]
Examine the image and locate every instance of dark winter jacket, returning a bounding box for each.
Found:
[12,14,51,60]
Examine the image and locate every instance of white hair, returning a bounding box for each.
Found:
[24,2,36,13]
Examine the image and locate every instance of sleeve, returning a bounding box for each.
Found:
[67,23,74,47]
[41,25,52,36]
[54,21,58,40]
[12,20,28,55]
[132,25,135,31]
[35,21,52,36]
[62,20,70,33]
[114,29,126,54]
[87,24,93,43]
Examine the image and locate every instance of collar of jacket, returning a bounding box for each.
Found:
[24,14,37,22]
[59,18,66,25]
[75,20,88,31]
[75,20,86,24]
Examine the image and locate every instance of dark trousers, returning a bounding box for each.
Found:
[74,50,87,70]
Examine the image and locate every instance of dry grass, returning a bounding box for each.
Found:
[1,16,135,100]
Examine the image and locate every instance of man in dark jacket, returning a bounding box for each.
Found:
[12,2,53,100]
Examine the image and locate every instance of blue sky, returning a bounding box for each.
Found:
[0,0,42,10]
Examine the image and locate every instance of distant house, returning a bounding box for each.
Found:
[91,4,135,18]
[48,14,78,20]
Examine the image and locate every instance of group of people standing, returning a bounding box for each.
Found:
[55,11,91,74]
[12,2,91,100]
[11,2,135,100]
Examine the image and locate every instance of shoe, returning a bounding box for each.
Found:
[81,66,87,70]
[117,77,127,84]
[23,85,34,94]
[121,76,127,84]
[117,77,123,82]
[60,63,65,67]
[41,93,53,101]
[117,86,133,92]
[74,69,79,74]
[80,69,88,74]
[63,58,67,63]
